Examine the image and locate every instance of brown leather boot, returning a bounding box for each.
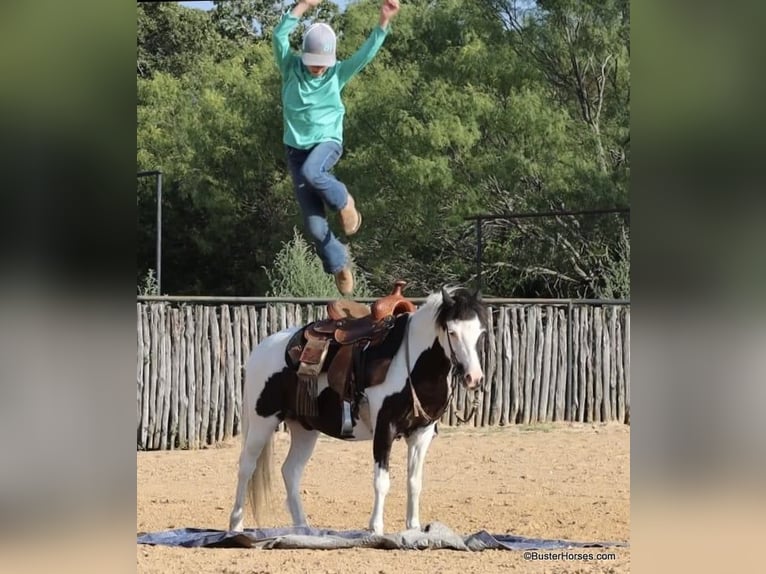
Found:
[338,194,362,236]
[334,268,354,296]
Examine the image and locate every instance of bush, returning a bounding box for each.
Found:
[600,226,630,299]
[265,227,371,297]
[138,268,160,296]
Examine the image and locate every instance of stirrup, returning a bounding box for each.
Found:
[341,401,354,437]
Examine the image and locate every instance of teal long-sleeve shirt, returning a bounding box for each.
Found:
[272,13,389,149]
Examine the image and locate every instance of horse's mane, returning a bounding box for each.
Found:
[420,286,487,330]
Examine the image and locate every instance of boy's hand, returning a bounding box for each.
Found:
[380,0,400,27]
[292,0,321,18]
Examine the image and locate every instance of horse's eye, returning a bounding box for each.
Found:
[447,330,455,336]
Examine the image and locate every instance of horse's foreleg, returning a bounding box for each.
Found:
[369,422,395,535]
[282,420,319,526]
[404,423,436,530]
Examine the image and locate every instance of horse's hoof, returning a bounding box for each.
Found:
[229,512,244,532]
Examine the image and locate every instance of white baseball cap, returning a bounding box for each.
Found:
[301,23,337,67]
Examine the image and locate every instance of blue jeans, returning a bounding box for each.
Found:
[286,142,350,274]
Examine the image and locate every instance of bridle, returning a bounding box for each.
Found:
[444,327,484,424]
[404,317,484,424]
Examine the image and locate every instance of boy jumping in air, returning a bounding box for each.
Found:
[273,0,400,295]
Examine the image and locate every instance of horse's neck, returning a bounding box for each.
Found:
[406,304,445,360]
[403,304,453,418]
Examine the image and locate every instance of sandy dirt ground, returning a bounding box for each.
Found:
[137,422,630,573]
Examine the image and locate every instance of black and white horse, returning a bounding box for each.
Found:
[228,286,487,534]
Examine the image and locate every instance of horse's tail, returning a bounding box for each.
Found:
[247,426,274,525]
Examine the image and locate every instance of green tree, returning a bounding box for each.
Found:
[137,2,226,78]
[484,0,629,173]
[137,41,293,295]
[211,0,343,44]
[468,0,630,297]
[137,0,630,299]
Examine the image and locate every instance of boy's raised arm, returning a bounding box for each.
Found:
[273,0,320,74]
[336,0,400,86]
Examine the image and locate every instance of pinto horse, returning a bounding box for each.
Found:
[228,286,487,535]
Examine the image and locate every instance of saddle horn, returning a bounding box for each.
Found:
[441,286,454,305]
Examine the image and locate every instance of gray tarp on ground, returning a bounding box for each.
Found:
[137,522,627,551]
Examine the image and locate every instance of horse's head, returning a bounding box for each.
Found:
[435,286,487,390]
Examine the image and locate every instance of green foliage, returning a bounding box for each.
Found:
[137,2,228,78]
[137,0,629,298]
[265,228,371,298]
[138,269,160,296]
[212,0,272,41]
[600,225,630,299]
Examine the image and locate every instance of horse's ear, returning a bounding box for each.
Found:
[441,286,454,306]
[473,286,483,301]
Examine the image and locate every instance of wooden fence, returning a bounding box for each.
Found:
[136,302,630,450]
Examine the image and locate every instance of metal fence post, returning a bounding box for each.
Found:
[475,218,483,292]
[137,169,163,294]
[156,172,163,294]
[566,300,573,421]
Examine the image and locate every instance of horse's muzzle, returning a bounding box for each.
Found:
[464,371,483,391]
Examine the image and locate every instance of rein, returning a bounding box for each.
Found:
[404,317,431,421]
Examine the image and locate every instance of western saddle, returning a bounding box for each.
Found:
[287,281,416,428]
